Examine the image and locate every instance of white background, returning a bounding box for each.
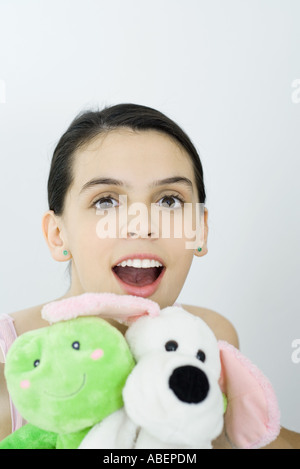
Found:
[0,0,299,432]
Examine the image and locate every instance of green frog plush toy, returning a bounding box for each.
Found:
[0,293,159,449]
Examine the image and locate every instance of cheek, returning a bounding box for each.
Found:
[91,349,104,360]
[163,240,194,285]
[20,380,30,389]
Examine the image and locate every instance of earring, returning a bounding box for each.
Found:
[63,250,69,256]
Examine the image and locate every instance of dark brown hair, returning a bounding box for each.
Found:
[48,103,206,215]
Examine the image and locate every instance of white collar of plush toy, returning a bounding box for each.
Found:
[42,293,280,450]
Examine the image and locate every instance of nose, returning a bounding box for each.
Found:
[120,203,160,239]
[127,231,153,239]
[168,365,209,404]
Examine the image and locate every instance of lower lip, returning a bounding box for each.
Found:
[112,267,166,298]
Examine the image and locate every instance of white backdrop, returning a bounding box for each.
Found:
[0,0,299,432]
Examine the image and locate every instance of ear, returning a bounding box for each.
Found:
[41,210,71,261]
[41,292,161,324]
[218,340,280,449]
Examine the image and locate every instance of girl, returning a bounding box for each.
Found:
[0,104,298,447]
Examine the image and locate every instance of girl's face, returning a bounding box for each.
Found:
[45,129,208,309]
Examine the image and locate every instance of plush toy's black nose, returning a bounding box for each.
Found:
[169,365,209,404]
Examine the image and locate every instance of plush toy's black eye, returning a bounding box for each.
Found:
[72,341,80,350]
[196,350,206,362]
[33,359,40,367]
[165,340,178,352]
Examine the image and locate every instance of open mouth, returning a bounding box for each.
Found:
[113,263,164,287]
[112,257,166,297]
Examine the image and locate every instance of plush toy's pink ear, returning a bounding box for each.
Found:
[41,293,160,324]
[218,340,280,449]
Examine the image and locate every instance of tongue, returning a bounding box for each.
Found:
[114,266,160,287]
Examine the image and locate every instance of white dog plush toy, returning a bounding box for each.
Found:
[79,306,280,450]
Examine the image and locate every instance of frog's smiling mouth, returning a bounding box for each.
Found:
[44,374,86,399]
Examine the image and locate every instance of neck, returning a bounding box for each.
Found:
[60,262,84,299]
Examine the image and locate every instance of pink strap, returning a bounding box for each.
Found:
[0,314,24,433]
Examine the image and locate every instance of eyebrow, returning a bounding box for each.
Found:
[80,176,194,193]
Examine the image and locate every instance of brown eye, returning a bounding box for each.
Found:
[196,350,206,362]
[158,195,183,209]
[165,340,178,352]
[94,197,118,210]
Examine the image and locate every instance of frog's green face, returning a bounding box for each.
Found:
[5,317,135,434]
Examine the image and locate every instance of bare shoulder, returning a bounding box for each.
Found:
[181,304,239,349]
[0,305,43,363]
[9,303,49,336]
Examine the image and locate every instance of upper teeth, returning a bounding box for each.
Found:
[116,259,163,268]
